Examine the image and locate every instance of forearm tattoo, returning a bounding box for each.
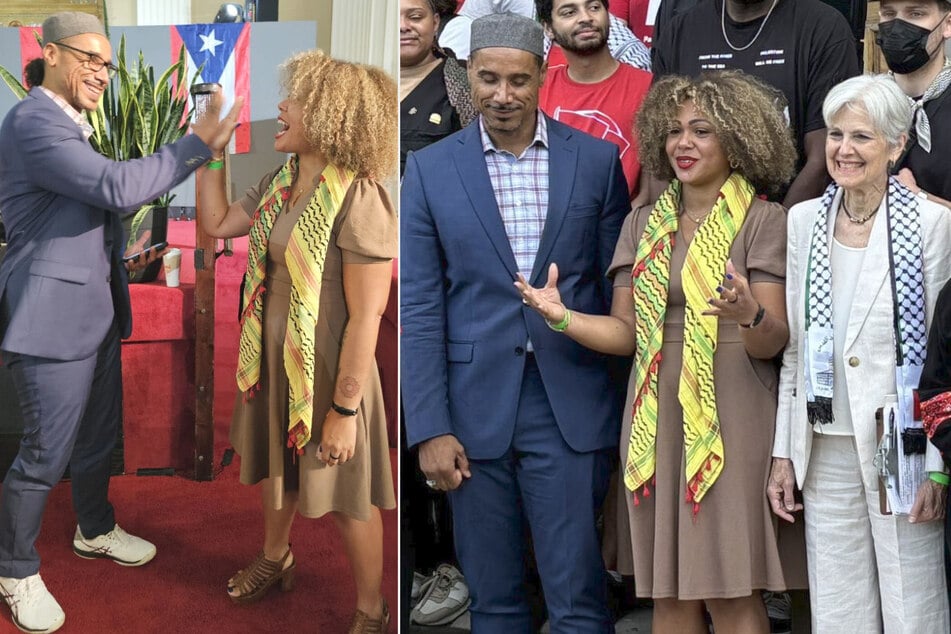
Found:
[340,375,360,398]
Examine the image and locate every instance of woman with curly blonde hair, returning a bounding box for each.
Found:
[197,50,397,632]
[517,70,797,633]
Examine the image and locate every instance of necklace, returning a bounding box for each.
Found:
[290,174,316,206]
[841,199,878,224]
[680,205,710,224]
[720,0,780,52]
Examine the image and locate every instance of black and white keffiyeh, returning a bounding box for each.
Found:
[541,13,651,71]
[908,61,951,154]
[804,177,926,425]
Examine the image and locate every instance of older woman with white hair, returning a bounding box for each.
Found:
[768,74,951,632]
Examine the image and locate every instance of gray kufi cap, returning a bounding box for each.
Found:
[470,12,544,57]
[41,12,106,45]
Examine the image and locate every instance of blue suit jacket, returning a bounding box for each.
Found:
[0,88,211,361]
[401,115,629,459]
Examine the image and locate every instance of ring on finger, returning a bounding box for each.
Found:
[425,479,439,490]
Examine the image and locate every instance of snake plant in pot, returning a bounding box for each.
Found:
[0,35,197,282]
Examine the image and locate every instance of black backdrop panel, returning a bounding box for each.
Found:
[257,0,279,22]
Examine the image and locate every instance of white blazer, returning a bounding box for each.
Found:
[774,187,951,492]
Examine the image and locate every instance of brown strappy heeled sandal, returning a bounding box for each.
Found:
[348,597,389,633]
[227,547,296,604]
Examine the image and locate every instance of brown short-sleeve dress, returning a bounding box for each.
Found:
[229,168,397,520]
[607,198,794,599]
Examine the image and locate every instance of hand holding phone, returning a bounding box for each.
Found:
[122,241,168,264]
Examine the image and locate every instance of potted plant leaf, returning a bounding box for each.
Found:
[0,35,198,282]
[92,36,197,282]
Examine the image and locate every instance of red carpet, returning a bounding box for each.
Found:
[0,452,397,633]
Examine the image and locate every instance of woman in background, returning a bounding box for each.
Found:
[197,50,398,633]
[400,0,475,175]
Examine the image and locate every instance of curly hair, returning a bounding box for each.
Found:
[281,50,398,179]
[636,70,797,195]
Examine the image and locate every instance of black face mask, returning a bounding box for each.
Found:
[876,18,942,75]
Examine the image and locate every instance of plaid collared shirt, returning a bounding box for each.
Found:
[480,112,549,279]
[39,86,94,140]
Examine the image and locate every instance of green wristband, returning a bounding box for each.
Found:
[929,472,950,486]
[206,159,224,170]
[546,307,571,332]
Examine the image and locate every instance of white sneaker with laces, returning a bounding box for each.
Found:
[411,571,434,608]
[72,524,156,567]
[0,573,65,633]
[410,563,471,626]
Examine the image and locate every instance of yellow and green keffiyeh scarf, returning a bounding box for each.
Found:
[625,172,754,511]
[236,156,356,454]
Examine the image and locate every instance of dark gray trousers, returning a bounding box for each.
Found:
[0,322,120,578]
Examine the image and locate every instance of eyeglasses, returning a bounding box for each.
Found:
[53,41,118,78]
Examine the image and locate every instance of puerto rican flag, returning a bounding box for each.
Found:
[171,23,250,153]
[19,27,42,85]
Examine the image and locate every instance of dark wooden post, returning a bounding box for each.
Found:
[193,166,217,481]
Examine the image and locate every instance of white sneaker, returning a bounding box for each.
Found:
[72,525,156,567]
[411,571,435,608]
[0,573,65,633]
[410,563,471,626]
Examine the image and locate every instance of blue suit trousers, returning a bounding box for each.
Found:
[449,356,614,633]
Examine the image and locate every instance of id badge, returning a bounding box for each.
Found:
[896,364,924,431]
[807,326,834,400]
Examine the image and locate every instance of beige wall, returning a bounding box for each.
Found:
[281,0,329,50]
[107,1,325,47]
[190,0,226,25]
[104,0,136,26]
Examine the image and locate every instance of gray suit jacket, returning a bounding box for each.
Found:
[0,88,211,360]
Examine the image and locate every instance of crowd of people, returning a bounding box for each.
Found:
[401,0,951,632]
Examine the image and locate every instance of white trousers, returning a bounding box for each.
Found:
[803,434,949,633]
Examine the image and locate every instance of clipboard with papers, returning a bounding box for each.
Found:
[874,399,928,515]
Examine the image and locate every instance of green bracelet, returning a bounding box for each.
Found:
[929,472,950,486]
[206,159,224,170]
[546,307,571,332]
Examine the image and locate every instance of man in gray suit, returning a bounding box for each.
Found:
[0,12,240,633]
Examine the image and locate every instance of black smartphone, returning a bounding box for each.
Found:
[122,241,168,263]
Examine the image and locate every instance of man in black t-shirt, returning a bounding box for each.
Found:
[653,0,860,207]
[880,0,951,208]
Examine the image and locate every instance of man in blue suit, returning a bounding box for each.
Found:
[0,12,239,633]
[401,12,629,632]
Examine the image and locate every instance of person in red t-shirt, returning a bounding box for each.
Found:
[610,0,656,47]
[538,0,653,201]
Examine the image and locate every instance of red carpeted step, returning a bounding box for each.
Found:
[1,450,398,633]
